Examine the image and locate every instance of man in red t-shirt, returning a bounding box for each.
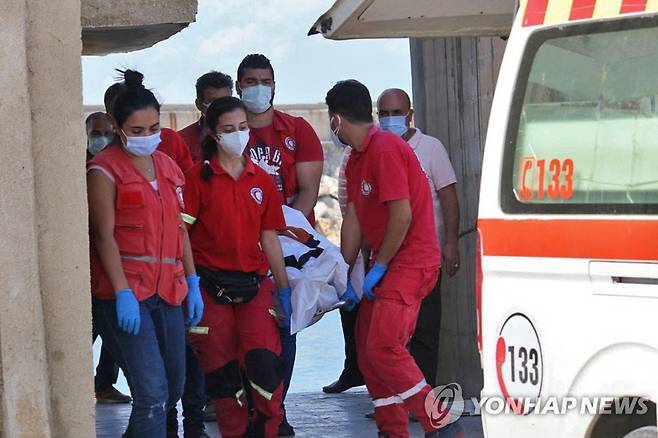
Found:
[104,81,194,173]
[326,80,443,438]
[237,54,324,223]
[236,53,324,436]
[178,71,233,163]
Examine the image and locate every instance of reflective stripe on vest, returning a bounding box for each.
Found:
[182,213,196,225]
[121,255,178,265]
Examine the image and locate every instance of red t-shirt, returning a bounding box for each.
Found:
[159,128,194,173]
[183,157,285,274]
[247,110,324,209]
[346,126,440,269]
[178,120,204,164]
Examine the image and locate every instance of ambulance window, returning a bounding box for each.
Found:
[503,18,658,214]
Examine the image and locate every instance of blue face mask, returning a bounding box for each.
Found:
[241,85,273,114]
[379,115,408,137]
[121,130,161,157]
[87,135,112,156]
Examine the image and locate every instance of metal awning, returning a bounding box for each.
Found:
[309,0,517,39]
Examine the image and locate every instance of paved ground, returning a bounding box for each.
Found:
[96,389,484,437]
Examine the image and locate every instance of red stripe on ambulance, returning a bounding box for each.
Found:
[522,0,655,26]
[478,219,658,260]
[569,0,596,20]
[620,0,648,13]
[523,0,550,26]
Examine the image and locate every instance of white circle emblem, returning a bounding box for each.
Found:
[250,187,264,205]
[361,180,372,196]
[496,313,543,414]
[284,136,296,151]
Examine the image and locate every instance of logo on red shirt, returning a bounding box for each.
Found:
[284,136,296,151]
[250,187,264,205]
[361,180,372,196]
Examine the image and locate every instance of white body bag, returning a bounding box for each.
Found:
[279,206,364,334]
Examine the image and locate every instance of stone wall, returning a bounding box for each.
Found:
[2,0,94,436]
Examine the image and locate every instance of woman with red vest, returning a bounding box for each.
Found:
[182,96,291,438]
[88,69,204,437]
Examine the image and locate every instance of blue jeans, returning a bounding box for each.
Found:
[93,295,186,438]
[279,326,297,403]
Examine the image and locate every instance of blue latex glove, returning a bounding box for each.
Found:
[186,275,204,327]
[277,287,293,329]
[115,288,141,335]
[363,262,388,300]
[339,281,360,312]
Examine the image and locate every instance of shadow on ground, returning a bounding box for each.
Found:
[96,389,484,437]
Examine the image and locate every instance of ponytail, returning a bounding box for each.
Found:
[200,134,217,181]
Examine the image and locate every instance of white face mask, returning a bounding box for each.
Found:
[330,115,350,149]
[217,129,250,156]
[121,130,161,156]
[241,85,273,114]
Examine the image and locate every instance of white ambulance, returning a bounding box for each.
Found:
[478,1,658,437]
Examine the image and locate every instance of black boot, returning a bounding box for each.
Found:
[322,371,365,394]
[278,415,295,437]
[166,408,179,438]
[183,422,210,438]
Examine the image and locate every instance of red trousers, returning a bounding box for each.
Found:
[356,265,440,438]
[190,277,283,438]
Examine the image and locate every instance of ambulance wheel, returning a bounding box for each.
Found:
[589,398,656,438]
[622,426,657,438]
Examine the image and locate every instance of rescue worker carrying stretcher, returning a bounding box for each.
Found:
[182,96,291,438]
[326,80,443,438]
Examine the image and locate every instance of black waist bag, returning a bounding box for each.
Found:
[196,266,260,305]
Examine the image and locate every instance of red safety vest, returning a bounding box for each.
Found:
[89,144,188,305]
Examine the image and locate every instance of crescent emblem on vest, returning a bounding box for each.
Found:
[361,180,372,196]
[284,136,296,151]
[250,187,264,205]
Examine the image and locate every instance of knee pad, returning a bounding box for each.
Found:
[205,360,242,399]
[244,349,282,399]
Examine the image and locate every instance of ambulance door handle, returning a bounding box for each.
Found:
[612,276,658,286]
[589,261,658,299]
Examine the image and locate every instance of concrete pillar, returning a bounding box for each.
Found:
[1,0,94,436]
[410,36,506,398]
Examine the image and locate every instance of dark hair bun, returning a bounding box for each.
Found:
[110,68,160,128]
[121,69,144,88]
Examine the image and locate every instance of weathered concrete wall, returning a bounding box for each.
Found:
[81,0,197,54]
[0,2,54,436]
[28,0,95,434]
[1,0,94,436]
[410,36,506,398]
